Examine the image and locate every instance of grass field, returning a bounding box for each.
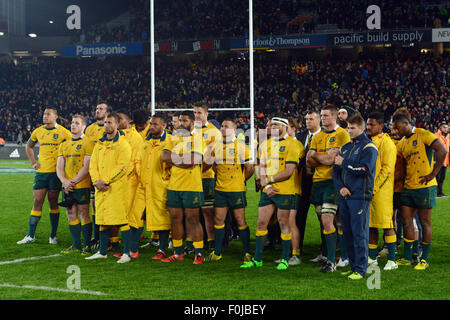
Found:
[0,159,449,301]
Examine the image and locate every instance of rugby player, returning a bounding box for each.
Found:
[306,104,351,273]
[193,103,222,252]
[56,115,93,255]
[84,103,112,248]
[207,118,254,263]
[366,111,398,270]
[85,113,132,263]
[393,113,448,270]
[161,111,207,264]
[18,107,71,245]
[241,116,301,270]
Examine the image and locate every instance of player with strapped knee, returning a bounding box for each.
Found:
[206,118,254,264]
[56,115,93,255]
[241,116,302,271]
[85,113,133,263]
[306,104,350,273]
[192,104,222,253]
[18,107,71,245]
[392,112,448,270]
[366,112,398,270]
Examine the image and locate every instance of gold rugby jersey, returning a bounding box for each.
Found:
[310,126,350,182]
[164,131,206,192]
[258,135,302,195]
[57,136,94,189]
[396,128,438,190]
[30,124,72,173]
[214,138,251,193]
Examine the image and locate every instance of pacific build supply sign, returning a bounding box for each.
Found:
[432,28,450,42]
[329,29,432,46]
[230,35,327,50]
[61,42,143,57]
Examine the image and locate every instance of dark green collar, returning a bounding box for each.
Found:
[146,130,167,141]
[99,131,123,142]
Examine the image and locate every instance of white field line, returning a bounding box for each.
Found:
[0,283,107,296]
[0,254,62,265]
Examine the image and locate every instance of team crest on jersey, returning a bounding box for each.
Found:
[53,134,59,140]
[76,144,82,150]
[186,142,192,149]
[412,140,417,147]
[203,133,208,140]
[228,148,235,155]
[329,137,335,143]
[279,146,286,152]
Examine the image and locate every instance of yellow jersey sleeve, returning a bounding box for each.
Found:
[286,138,301,165]
[419,128,439,147]
[335,128,351,148]
[30,128,38,142]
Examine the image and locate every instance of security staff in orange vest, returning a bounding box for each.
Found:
[435,122,449,197]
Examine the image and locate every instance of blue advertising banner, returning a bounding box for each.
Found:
[230,35,327,50]
[61,42,143,57]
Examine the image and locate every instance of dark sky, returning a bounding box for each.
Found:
[25,0,131,36]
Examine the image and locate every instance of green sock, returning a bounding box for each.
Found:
[49,212,60,238]
[185,239,194,250]
[321,234,328,257]
[338,232,348,260]
[28,215,41,238]
[254,234,267,262]
[130,227,144,253]
[421,242,431,262]
[69,222,82,249]
[281,239,291,261]
[387,242,396,261]
[324,230,337,263]
[174,245,183,255]
[403,239,414,261]
[121,229,132,255]
[99,229,110,255]
[81,222,92,248]
[92,215,99,241]
[208,239,215,251]
[239,226,251,254]
[158,230,170,252]
[214,226,225,255]
[412,240,420,256]
[369,248,378,260]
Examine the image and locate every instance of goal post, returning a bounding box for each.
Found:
[149,0,256,161]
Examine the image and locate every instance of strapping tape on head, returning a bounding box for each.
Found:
[271,117,289,126]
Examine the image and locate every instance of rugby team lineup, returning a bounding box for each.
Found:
[0,1,449,303]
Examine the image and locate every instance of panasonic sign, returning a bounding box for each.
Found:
[62,43,143,57]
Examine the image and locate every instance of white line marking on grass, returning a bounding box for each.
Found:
[0,254,62,265]
[0,283,107,296]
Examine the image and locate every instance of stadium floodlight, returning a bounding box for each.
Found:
[0,32,4,36]
[28,33,37,38]
[49,20,54,24]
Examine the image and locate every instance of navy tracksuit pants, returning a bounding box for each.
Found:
[339,199,371,276]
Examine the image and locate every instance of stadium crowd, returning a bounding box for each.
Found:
[71,0,450,44]
[0,52,448,144]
